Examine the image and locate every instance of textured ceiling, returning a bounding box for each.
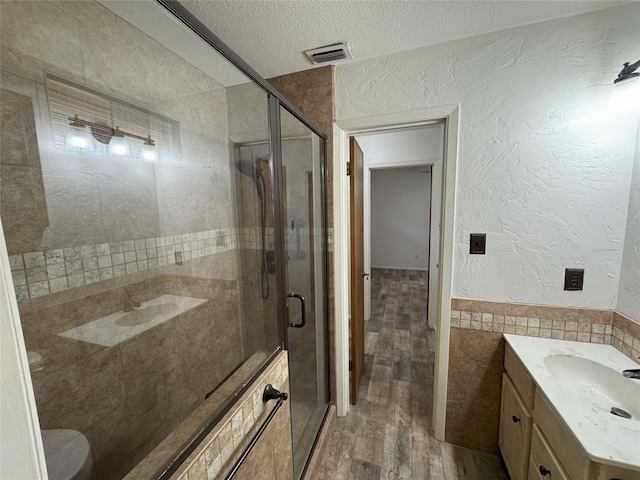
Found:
[181,0,630,78]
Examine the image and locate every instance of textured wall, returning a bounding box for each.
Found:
[371,167,431,270]
[617,121,640,322]
[336,4,639,311]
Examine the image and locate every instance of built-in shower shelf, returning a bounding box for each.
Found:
[58,294,207,347]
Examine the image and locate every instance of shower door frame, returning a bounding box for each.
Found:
[155,1,332,477]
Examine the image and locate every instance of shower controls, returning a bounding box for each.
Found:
[265,250,276,275]
[564,268,584,291]
[469,233,486,254]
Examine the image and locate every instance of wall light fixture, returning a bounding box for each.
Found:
[610,60,640,115]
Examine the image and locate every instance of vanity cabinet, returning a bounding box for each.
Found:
[499,374,532,480]
[499,344,640,480]
[528,424,569,480]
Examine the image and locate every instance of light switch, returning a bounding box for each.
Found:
[470,233,486,254]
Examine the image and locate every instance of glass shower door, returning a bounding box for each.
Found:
[279,106,329,479]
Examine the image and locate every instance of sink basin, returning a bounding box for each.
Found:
[115,303,178,327]
[58,294,207,347]
[544,354,640,420]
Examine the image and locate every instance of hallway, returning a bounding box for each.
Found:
[309,269,509,479]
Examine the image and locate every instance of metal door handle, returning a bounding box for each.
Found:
[363,272,370,280]
[287,293,306,328]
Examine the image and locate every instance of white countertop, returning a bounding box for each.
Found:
[503,334,640,472]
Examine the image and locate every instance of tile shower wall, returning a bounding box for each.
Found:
[267,67,337,401]
[445,298,640,456]
[22,273,242,480]
[0,1,278,479]
[8,227,279,301]
[0,0,235,271]
[1,25,234,255]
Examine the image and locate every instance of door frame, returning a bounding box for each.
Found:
[333,105,459,440]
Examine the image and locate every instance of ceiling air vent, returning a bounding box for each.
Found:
[304,42,352,65]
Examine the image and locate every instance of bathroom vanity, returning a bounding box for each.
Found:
[499,334,640,480]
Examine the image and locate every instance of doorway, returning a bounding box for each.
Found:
[333,105,459,440]
[349,126,442,406]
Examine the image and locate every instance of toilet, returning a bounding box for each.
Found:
[41,429,93,480]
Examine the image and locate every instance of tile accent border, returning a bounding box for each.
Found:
[613,311,640,361]
[9,228,239,301]
[450,298,640,362]
[9,226,333,302]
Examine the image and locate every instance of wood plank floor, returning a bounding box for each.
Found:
[309,269,510,480]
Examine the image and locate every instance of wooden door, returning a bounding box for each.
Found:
[350,137,365,404]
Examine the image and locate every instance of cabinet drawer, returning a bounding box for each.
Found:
[528,424,570,480]
[505,345,535,410]
[499,373,532,480]
[533,389,590,480]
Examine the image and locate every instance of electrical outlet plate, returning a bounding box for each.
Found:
[564,268,584,291]
[469,233,486,254]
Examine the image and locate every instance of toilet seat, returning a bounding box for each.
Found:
[41,429,93,480]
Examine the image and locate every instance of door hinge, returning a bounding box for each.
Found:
[347,161,352,176]
[349,360,353,371]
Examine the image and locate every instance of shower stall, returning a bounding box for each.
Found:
[0,1,329,479]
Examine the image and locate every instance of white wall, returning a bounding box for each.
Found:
[336,3,640,310]
[0,219,47,480]
[617,121,640,322]
[371,167,431,269]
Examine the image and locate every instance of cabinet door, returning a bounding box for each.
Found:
[528,425,570,480]
[499,373,533,480]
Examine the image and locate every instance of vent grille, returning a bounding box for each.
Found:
[312,49,347,63]
[304,42,352,65]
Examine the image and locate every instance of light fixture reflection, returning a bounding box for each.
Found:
[108,127,131,157]
[65,116,94,152]
[140,135,158,163]
[67,115,160,161]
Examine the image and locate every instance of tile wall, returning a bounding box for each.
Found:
[7,227,290,301]
[22,272,243,480]
[450,299,640,359]
[446,298,640,456]
[267,66,336,402]
[160,351,292,480]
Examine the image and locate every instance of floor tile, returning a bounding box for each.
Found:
[310,269,509,480]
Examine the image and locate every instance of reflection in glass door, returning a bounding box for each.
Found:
[279,106,329,479]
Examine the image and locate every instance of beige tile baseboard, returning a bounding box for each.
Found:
[450,298,640,362]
